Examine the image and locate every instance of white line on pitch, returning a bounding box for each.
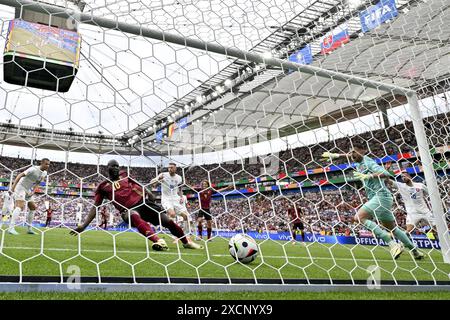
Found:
[1,245,448,266]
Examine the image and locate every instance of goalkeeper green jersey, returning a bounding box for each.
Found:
[355,155,393,199]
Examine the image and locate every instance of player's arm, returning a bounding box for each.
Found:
[354,159,394,181]
[216,184,233,193]
[70,205,97,235]
[321,152,351,161]
[70,188,103,234]
[10,170,27,192]
[150,173,163,187]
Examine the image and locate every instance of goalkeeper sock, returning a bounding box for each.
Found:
[130,214,159,243]
[9,207,21,229]
[363,220,392,243]
[26,210,34,229]
[393,227,415,250]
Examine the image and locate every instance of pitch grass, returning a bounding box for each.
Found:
[0,226,449,283]
[1,291,450,300]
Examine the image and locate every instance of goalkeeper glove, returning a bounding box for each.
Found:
[354,171,373,181]
[321,152,340,159]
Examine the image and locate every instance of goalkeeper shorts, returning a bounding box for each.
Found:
[362,195,395,222]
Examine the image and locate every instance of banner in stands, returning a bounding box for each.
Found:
[360,0,398,33]
[288,45,313,65]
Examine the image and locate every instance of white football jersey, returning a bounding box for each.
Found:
[17,166,47,191]
[396,182,430,215]
[160,172,183,200]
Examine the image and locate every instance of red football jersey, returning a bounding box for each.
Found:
[46,209,53,218]
[288,207,302,224]
[94,171,144,211]
[199,189,213,210]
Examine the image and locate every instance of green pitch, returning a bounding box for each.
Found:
[1,291,450,300]
[0,226,449,284]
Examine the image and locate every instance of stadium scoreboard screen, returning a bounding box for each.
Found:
[3,19,81,92]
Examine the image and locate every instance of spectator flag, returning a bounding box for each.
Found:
[320,24,349,54]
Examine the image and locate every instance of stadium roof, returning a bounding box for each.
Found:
[0,0,449,157]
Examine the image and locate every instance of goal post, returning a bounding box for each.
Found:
[0,0,449,292]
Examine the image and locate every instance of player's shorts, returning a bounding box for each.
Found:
[362,195,395,222]
[161,197,188,216]
[292,222,304,230]
[406,211,436,226]
[13,186,34,202]
[198,209,212,220]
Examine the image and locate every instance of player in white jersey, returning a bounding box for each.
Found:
[8,158,50,235]
[392,172,436,235]
[150,162,192,238]
[1,191,14,223]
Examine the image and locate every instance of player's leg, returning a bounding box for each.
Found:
[424,213,439,240]
[205,217,213,241]
[376,197,423,260]
[121,210,166,251]
[299,223,306,245]
[291,224,297,244]
[175,199,193,237]
[138,202,203,249]
[382,219,423,260]
[26,201,38,234]
[354,200,402,259]
[9,195,26,235]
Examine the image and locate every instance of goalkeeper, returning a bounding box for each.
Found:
[322,142,424,260]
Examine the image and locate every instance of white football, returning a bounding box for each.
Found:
[228,234,259,264]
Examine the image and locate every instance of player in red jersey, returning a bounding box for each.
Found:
[45,206,53,228]
[288,203,306,246]
[195,180,232,241]
[99,206,108,229]
[70,159,203,251]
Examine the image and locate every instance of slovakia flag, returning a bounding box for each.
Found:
[321,25,350,54]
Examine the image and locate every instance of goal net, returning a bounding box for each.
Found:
[0,0,449,291]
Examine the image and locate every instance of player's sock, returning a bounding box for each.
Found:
[393,227,415,250]
[363,220,392,243]
[207,227,212,239]
[9,207,21,229]
[166,220,189,245]
[198,224,203,238]
[291,230,296,241]
[130,214,159,243]
[183,220,191,235]
[26,210,34,230]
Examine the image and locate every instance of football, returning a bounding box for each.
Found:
[228,234,259,264]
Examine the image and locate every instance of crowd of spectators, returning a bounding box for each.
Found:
[0,113,449,235]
